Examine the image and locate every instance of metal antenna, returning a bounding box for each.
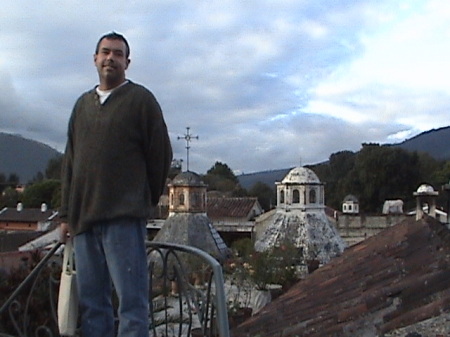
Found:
[177,127,198,172]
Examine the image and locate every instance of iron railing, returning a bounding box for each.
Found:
[0,241,230,337]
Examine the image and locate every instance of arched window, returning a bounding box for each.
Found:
[179,193,185,206]
[280,190,285,204]
[293,189,300,204]
[191,192,199,207]
[309,189,316,204]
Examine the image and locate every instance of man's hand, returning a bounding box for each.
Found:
[59,222,70,243]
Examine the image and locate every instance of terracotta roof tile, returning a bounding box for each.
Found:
[233,216,450,337]
[207,197,260,219]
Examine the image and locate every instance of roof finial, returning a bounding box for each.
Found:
[177,127,199,172]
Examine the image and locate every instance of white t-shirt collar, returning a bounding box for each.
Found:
[96,80,129,104]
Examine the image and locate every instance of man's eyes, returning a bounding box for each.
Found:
[101,49,124,57]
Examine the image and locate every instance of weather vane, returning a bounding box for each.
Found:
[177,127,198,172]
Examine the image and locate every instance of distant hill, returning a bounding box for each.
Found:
[2,126,449,187]
[0,133,62,183]
[237,168,293,190]
[237,126,450,189]
[394,126,450,160]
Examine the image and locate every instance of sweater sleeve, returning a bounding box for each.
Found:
[141,91,173,206]
[59,105,76,221]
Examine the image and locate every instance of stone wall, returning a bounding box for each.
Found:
[335,214,409,246]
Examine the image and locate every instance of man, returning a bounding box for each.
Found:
[60,32,172,337]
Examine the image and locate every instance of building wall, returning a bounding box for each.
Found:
[0,222,38,231]
[336,214,409,246]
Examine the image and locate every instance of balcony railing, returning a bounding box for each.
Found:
[0,241,230,337]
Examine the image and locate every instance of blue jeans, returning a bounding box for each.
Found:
[73,218,149,337]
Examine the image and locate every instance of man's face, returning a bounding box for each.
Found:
[94,38,130,89]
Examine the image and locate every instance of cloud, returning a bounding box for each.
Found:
[0,0,449,174]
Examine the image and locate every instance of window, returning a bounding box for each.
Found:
[179,193,185,206]
[309,189,316,204]
[280,190,285,204]
[293,189,300,203]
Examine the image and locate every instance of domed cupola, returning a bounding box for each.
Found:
[255,166,345,264]
[168,171,207,214]
[276,166,324,211]
[413,183,439,221]
[156,171,229,260]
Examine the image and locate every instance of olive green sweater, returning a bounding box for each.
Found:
[60,81,172,235]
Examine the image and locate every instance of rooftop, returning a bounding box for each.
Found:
[207,197,260,219]
[234,216,450,337]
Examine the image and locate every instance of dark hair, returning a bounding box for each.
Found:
[95,32,130,58]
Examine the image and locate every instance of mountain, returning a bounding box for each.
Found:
[0,133,62,183]
[394,126,450,160]
[2,126,450,187]
[237,126,450,189]
[237,168,292,190]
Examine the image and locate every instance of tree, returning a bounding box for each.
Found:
[248,181,276,211]
[0,187,20,208]
[351,144,423,212]
[203,161,239,193]
[0,173,20,194]
[21,179,60,208]
[7,173,20,186]
[45,155,63,180]
[206,162,238,183]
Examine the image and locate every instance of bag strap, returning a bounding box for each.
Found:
[62,240,76,274]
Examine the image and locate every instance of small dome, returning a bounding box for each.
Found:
[343,194,358,203]
[416,184,435,194]
[172,171,205,186]
[281,167,320,184]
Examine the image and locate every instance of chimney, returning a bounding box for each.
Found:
[41,203,47,212]
[17,202,23,212]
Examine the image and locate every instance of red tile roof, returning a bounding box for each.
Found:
[207,197,260,219]
[233,216,450,336]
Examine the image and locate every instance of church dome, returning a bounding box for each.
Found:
[281,167,321,184]
[416,184,435,194]
[172,171,205,186]
[414,183,438,196]
[343,194,359,203]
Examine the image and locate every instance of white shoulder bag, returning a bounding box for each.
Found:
[57,240,79,336]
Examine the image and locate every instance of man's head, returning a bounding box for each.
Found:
[94,32,130,90]
[95,32,130,58]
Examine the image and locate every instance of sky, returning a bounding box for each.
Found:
[1,1,450,175]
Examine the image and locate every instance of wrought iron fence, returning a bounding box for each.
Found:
[0,241,230,337]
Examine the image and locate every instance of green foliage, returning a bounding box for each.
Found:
[0,250,60,336]
[231,238,254,258]
[206,162,238,183]
[247,181,276,211]
[203,161,239,193]
[0,173,20,194]
[45,155,63,180]
[0,187,20,208]
[21,179,61,208]
[312,144,450,213]
[226,239,300,291]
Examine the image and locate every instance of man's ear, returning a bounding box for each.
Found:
[125,58,130,70]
